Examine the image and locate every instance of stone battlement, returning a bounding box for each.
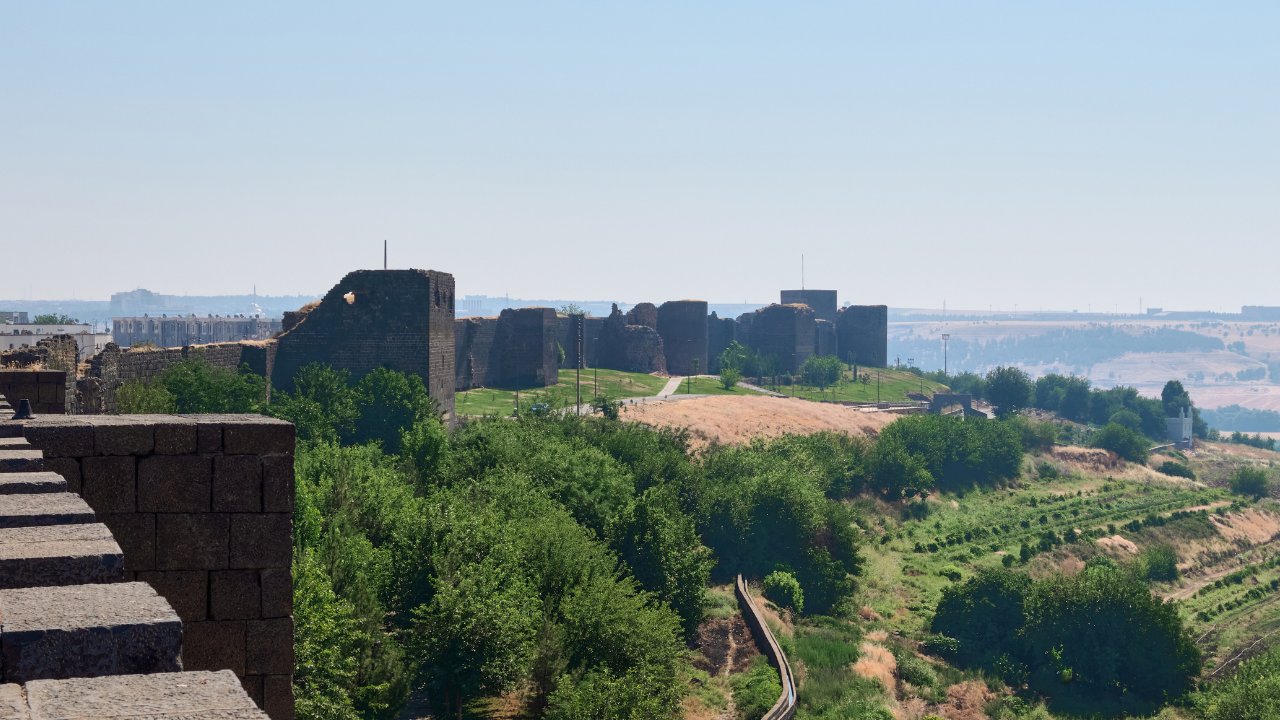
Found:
[0,397,293,719]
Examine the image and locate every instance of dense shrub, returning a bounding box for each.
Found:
[1089,423,1150,463]
[762,570,805,614]
[1157,461,1195,479]
[1193,642,1280,719]
[1230,467,1272,500]
[1138,544,1180,582]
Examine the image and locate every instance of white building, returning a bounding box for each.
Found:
[1166,407,1194,449]
[0,323,112,359]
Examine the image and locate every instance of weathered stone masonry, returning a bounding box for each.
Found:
[9,413,296,718]
[272,269,455,419]
[0,394,283,718]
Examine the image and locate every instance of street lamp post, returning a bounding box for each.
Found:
[941,333,951,376]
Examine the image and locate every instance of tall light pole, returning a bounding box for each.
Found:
[941,333,950,376]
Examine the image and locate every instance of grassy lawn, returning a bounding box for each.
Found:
[759,367,948,403]
[673,376,768,396]
[456,368,667,416]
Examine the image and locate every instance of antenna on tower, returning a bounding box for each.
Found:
[384,240,387,270]
[801,254,805,290]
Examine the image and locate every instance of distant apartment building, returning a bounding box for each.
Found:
[1,322,111,358]
[0,312,30,324]
[113,315,283,348]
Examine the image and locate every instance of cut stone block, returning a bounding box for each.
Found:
[0,452,42,474]
[0,683,27,720]
[0,440,30,450]
[0,494,94,529]
[0,523,124,589]
[0,426,20,441]
[0,581,182,682]
[24,670,267,719]
[0,474,66,495]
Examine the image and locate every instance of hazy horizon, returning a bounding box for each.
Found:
[4,3,1277,309]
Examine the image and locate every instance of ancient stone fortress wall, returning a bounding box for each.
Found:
[779,289,837,323]
[0,400,287,718]
[706,312,738,373]
[836,305,889,368]
[591,305,664,374]
[0,371,67,415]
[271,269,456,419]
[815,319,838,358]
[656,301,709,376]
[747,304,816,373]
[455,308,560,390]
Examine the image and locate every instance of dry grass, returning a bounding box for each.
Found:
[852,642,897,693]
[621,396,897,449]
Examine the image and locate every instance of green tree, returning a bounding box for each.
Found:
[985,366,1033,418]
[1090,422,1150,463]
[411,554,540,720]
[719,367,741,390]
[801,355,843,391]
[1021,564,1200,713]
[931,568,1031,669]
[268,363,361,444]
[115,380,177,413]
[1229,467,1272,499]
[131,358,266,414]
[293,551,363,720]
[762,570,805,614]
[608,487,713,638]
[352,368,437,453]
[32,313,78,324]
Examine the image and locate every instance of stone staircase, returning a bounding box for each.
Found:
[0,396,269,719]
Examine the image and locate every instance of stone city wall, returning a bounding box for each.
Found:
[836,305,888,368]
[270,269,456,419]
[0,370,68,415]
[11,414,296,718]
[747,304,816,373]
[656,301,708,375]
[779,289,837,322]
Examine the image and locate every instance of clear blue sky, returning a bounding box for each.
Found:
[3,2,1277,310]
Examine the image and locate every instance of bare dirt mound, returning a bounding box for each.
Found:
[691,615,760,677]
[622,396,897,448]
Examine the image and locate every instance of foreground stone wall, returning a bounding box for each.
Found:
[15,414,295,717]
[0,370,67,415]
[271,269,456,419]
[836,305,888,367]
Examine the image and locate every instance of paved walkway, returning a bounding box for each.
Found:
[658,376,685,397]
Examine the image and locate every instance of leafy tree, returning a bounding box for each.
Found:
[1138,544,1179,582]
[32,313,78,324]
[1090,422,1150,463]
[1229,467,1272,500]
[931,568,1031,669]
[116,380,176,413]
[763,570,805,614]
[267,363,361,444]
[411,553,540,719]
[718,341,752,373]
[801,354,843,391]
[1160,380,1192,417]
[608,486,713,638]
[352,368,437,454]
[1157,461,1195,479]
[124,358,266,414]
[1108,409,1143,432]
[719,367,741,390]
[1021,564,1200,713]
[293,551,363,720]
[985,366,1033,418]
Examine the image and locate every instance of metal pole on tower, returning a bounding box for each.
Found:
[384,240,387,270]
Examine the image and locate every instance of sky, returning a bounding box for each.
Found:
[2,2,1278,310]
